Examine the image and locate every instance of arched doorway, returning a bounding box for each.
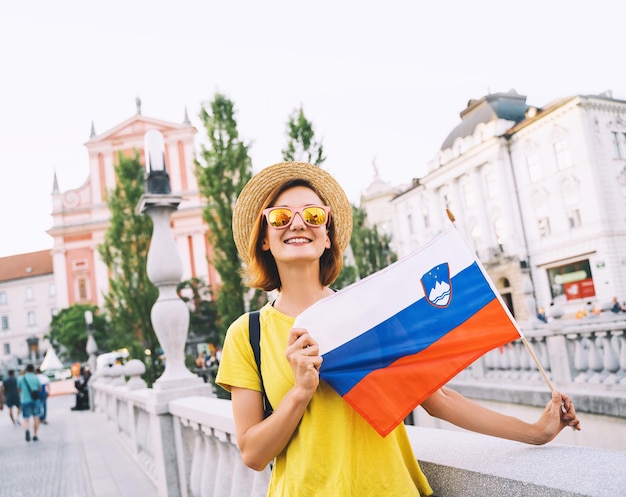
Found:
[498,277,515,318]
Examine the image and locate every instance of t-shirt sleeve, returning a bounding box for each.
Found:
[215,313,262,394]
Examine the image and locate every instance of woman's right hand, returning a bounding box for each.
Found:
[286,327,323,397]
[232,327,323,470]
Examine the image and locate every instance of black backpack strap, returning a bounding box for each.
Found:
[249,310,273,418]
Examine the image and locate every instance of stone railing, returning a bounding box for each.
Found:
[451,314,626,418]
[91,359,626,497]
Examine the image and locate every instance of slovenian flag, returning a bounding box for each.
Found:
[293,227,522,437]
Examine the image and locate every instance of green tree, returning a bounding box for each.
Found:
[177,277,220,347]
[333,206,397,289]
[46,304,111,363]
[282,106,326,165]
[195,93,254,340]
[98,151,160,383]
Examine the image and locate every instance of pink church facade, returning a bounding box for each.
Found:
[48,106,219,309]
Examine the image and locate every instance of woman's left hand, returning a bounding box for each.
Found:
[534,390,581,443]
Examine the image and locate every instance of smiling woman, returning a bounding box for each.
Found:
[215,160,580,497]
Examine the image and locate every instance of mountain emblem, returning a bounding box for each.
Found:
[421,263,451,308]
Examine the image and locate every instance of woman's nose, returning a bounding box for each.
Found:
[289,212,306,229]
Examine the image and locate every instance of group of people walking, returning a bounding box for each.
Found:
[1,363,91,442]
[0,365,49,442]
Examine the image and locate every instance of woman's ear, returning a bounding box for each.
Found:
[262,233,270,251]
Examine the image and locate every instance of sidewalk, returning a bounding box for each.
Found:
[0,388,156,497]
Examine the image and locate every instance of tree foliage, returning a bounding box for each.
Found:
[282,106,326,165]
[333,206,396,289]
[195,93,254,340]
[177,277,220,346]
[46,304,111,363]
[97,152,161,382]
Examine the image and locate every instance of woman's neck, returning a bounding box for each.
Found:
[273,271,333,317]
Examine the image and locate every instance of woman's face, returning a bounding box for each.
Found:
[261,185,331,266]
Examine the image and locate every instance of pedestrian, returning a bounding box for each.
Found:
[611,296,622,314]
[36,367,51,424]
[2,369,21,425]
[71,366,91,411]
[216,161,581,497]
[17,364,41,442]
[536,306,548,323]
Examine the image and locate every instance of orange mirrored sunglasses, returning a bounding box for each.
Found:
[263,205,331,229]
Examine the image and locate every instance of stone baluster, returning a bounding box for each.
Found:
[618,332,626,385]
[599,332,620,384]
[588,333,605,383]
[519,338,532,378]
[213,432,235,497]
[571,333,590,383]
[201,429,219,497]
[109,363,126,386]
[188,423,205,497]
[125,359,148,390]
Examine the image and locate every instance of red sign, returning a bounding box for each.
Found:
[563,278,596,300]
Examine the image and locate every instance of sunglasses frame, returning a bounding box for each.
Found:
[263,205,331,230]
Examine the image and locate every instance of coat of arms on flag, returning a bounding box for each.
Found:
[421,264,451,307]
[293,227,521,437]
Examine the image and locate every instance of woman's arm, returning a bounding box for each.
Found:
[232,327,322,471]
[420,386,581,445]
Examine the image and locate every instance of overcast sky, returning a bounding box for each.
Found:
[1,0,623,257]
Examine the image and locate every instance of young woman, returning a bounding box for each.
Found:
[216,161,581,497]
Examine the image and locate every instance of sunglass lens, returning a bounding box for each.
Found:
[303,207,327,226]
[268,208,292,227]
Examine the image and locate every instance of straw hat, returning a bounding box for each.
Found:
[232,161,353,263]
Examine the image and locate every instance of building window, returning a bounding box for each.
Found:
[462,180,475,208]
[484,171,497,198]
[1,315,8,330]
[407,213,414,235]
[611,131,622,159]
[27,311,36,326]
[471,224,482,251]
[567,209,581,228]
[77,278,89,301]
[3,343,10,355]
[554,138,572,170]
[494,217,505,251]
[48,283,56,297]
[25,286,34,301]
[422,207,430,229]
[0,291,7,305]
[547,259,595,301]
[538,217,551,237]
[527,153,543,182]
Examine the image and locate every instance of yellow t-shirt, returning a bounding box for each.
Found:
[216,303,433,497]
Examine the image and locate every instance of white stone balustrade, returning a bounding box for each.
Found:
[91,374,626,497]
[461,315,626,392]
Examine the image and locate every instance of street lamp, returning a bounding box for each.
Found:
[144,129,171,194]
[137,129,198,388]
[84,310,98,374]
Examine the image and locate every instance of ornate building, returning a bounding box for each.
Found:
[48,101,219,310]
[362,90,626,320]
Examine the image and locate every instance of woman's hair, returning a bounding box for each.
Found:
[241,179,344,291]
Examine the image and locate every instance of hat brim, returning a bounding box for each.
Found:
[232,161,353,264]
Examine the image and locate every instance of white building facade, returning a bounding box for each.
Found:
[0,250,56,371]
[362,90,626,320]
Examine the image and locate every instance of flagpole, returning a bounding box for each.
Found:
[445,209,556,394]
